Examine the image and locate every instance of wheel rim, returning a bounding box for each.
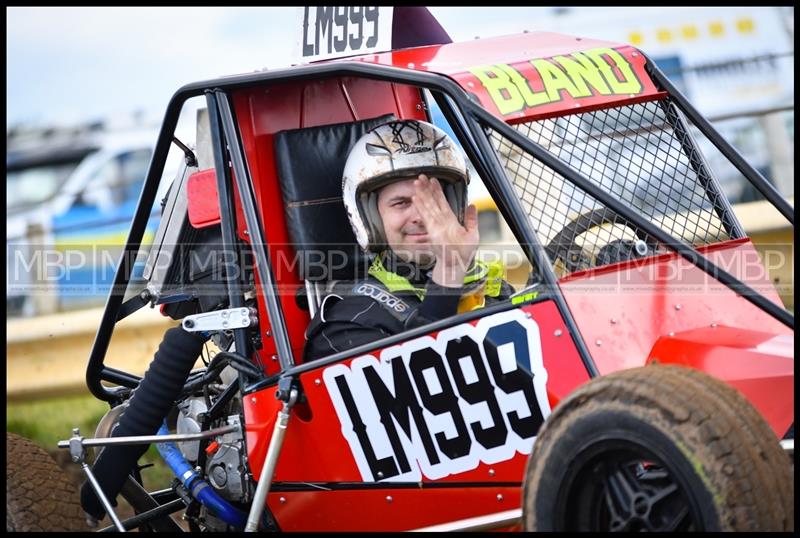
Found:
[555,440,705,531]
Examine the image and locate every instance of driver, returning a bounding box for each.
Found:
[304,119,514,361]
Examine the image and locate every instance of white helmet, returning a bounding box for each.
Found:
[342,119,469,252]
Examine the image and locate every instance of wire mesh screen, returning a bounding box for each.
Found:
[488,97,738,277]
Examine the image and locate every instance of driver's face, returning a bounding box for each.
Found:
[377,178,435,267]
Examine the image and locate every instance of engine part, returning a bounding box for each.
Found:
[79,326,207,520]
[156,422,248,530]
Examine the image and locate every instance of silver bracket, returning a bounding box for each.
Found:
[182,307,257,332]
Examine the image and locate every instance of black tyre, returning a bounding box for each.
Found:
[6,432,88,532]
[523,365,793,531]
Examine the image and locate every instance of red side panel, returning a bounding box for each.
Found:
[243,301,588,531]
[646,327,793,437]
[231,78,427,371]
[559,238,791,376]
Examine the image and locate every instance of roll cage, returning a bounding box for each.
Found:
[86,55,794,404]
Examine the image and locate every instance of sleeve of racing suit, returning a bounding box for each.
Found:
[409,280,462,327]
[303,296,397,361]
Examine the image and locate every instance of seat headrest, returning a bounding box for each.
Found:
[274,114,395,281]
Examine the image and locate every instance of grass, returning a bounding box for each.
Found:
[7,393,175,491]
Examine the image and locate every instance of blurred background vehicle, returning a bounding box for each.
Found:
[6,119,178,317]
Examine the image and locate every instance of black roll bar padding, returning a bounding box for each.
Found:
[86,59,793,398]
[643,52,794,226]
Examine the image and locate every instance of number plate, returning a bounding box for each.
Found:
[294,6,394,64]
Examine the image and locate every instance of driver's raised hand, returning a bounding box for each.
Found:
[412,174,479,288]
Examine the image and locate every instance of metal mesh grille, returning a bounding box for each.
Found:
[488,98,737,277]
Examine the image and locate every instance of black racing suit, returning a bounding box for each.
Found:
[303,255,513,362]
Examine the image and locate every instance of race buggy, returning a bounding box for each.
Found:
[7,7,793,532]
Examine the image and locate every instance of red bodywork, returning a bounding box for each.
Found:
[183,32,792,530]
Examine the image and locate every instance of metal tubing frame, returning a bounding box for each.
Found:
[98,499,186,533]
[205,92,253,385]
[428,91,600,378]
[86,58,793,401]
[57,424,239,449]
[644,53,794,225]
[215,91,296,371]
[656,99,745,239]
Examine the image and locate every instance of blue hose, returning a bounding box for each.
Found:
[156,423,248,529]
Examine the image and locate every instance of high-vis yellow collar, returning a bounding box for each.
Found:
[368,253,506,313]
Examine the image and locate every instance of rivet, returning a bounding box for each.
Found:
[415,104,422,110]
[668,332,675,337]
[467,81,474,88]
[251,397,257,403]
[279,497,286,504]
[525,312,532,318]
[488,469,495,477]
[222,311,229,318]
[632,52,639,57]
[377,471,384,479]
[241,309,248,316]
[675,304,682,311]
[710,322,718,328]
[314,379,321,386]
[243,230,249,235]
[610,318,617,324]
[265,330,272,337]
[222,321,229,328]
[271,355,278,361]
[386,496,393,503]
[554,329,562,337]
[497,494,504,502]
[595,339,602,346]
[407,62,415,69]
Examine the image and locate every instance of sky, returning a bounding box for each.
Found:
[6,7,794,130]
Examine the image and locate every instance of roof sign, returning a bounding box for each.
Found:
[294,6,394,64]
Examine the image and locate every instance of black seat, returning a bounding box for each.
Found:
[273,113,395,311]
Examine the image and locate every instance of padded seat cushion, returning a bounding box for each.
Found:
[274,113,395,281]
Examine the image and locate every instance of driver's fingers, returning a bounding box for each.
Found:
[427,176,451,214]
[413,177,445,221]
[416,175,453,219]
